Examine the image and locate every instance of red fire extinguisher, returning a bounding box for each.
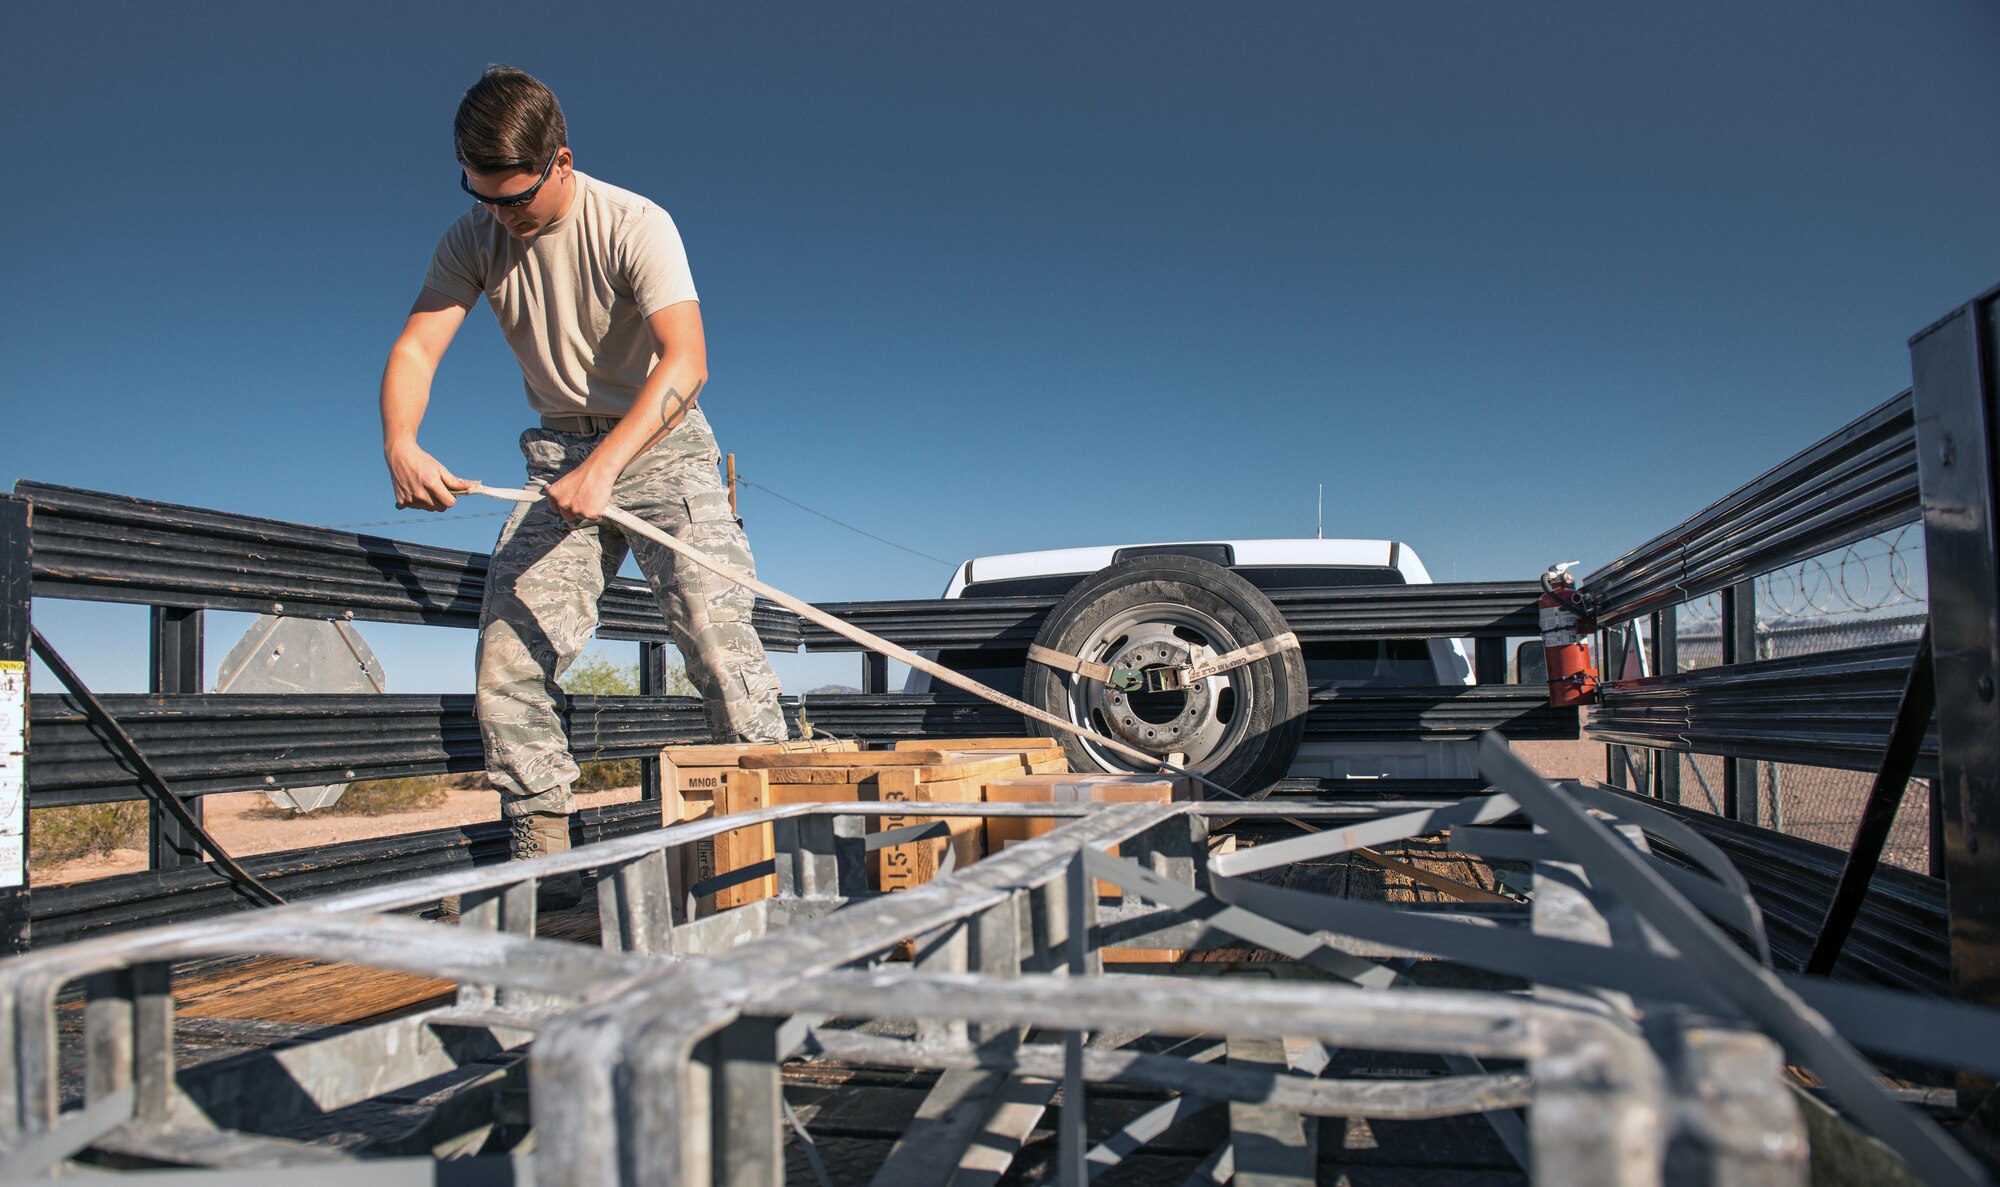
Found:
[1539,561,1599,708]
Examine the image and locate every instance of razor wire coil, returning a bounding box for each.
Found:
[1679,526,1924,624]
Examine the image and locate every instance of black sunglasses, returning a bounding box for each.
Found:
[460,151,559,208]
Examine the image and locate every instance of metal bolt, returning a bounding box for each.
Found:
[272,603,285,614]
[264,775,277,785]
[343,770,356,779]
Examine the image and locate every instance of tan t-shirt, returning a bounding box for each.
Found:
[423,172,699,417]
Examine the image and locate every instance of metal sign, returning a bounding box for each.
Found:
[215,616,386,811]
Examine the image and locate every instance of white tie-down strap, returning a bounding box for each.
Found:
[468,482,1219,787]
[1184,631,1301,681]
[1029,632,1300,687]
[1026,644,1114,683]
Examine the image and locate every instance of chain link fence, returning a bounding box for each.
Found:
[1673,755,1932,874]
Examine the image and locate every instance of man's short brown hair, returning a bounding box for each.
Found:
[455,65,567,173]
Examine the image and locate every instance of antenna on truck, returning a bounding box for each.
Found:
[1317,484,1323,540]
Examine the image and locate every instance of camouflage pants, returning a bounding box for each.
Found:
[477,407,787,817]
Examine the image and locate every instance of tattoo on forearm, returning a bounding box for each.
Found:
[638,380,704,453]
[660,380,700,431]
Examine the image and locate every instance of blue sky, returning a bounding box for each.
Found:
[6,2,1998,695]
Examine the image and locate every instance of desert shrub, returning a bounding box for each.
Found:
[30,802,148,865]
[562,652,688,792]
[562,652,696,697]
[574,759,640,791]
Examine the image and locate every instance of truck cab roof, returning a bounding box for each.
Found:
[943,538,1437,598]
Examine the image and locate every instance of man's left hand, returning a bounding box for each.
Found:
[544,464,615,523]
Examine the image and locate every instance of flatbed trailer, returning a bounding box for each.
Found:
[0,284,1997,1182]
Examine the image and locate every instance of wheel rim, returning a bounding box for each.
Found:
[1059,601,1256,773]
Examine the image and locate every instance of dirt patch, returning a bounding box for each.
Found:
[1511,737,1608,782]
[33,782,646,887]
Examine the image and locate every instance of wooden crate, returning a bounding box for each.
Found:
[704,768,776,910]
[660,737,858,914]
[891,736,1066,765]
[740,748,1032,783]
[889,738,1069,781]
[881,747,1065,886]
[983,773,1195,897]
[983,772,1197,962]
[708,746,1069,906]
[661,737,858,825]
[866,766,990,892]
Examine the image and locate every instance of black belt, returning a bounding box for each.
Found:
[539,413,621,434]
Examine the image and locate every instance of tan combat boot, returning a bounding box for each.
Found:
[512,810,585,911]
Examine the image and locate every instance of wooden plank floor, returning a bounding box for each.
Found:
[172,956,456,1027]
[167,891,606,1028]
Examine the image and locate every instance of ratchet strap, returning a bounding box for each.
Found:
[1029,631,1300,692]
[1026,644,1115,684]
[1184,631,1301,682]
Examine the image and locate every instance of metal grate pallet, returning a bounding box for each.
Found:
[0,739,1992,1184]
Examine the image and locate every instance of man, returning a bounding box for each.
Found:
[381,65,787,910]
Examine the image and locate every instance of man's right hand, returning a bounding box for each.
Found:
[386,442,473,511]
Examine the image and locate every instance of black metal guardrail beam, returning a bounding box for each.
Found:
[1582,390,1920,625]
[796,582,1545,652]
[13,482,803,650]
[26,693,713,807]
[27,800,664,946]
[800,595,1054,651]
[806,688,1577,742]
[1301,686,1577,737]
[1588,642,1937,776]
[1593,785,1946,996]
[29,688,1577,808]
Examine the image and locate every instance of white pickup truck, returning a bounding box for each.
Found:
[905,539,1477,790]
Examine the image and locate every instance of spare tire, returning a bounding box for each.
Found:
[1022,554,1308,796]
